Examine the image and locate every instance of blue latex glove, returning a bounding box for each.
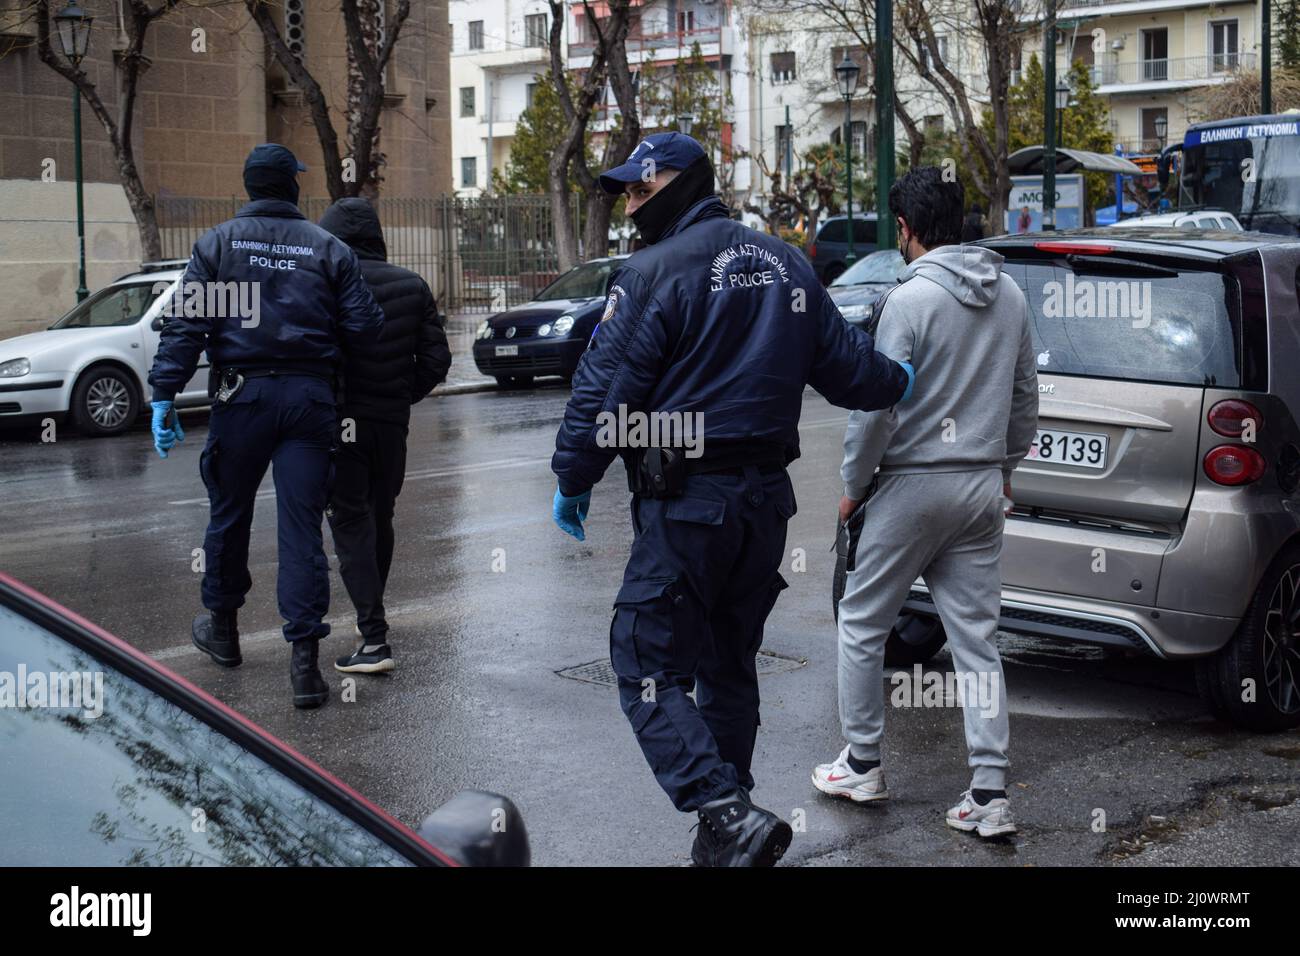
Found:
[552,486,592,541]
[897,361,915,403]
[150,400,185,458]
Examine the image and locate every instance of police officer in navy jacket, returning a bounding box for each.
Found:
[550,133,915,865]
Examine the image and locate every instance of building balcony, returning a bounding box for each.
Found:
[1021,0,1229,20]
[569,26,728,62]
[456,44,549,70]
[1087,53,1255,92]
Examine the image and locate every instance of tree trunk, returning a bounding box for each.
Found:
[546,0,636,266]
[549,152,579,269]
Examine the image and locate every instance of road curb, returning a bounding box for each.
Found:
[434,380,499,396]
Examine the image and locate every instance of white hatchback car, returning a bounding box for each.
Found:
[0,261,210,437]
[1106,209,1243,231]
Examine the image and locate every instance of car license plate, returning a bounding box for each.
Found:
[494,345,518,357]
[1026,428,1108,469]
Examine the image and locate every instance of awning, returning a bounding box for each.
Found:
[1007,146,1144,175]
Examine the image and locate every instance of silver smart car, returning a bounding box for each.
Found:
[890,227,1300,731]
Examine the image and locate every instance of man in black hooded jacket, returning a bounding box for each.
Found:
[319,197,451,673]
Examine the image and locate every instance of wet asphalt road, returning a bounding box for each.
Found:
[1,385,1297,867]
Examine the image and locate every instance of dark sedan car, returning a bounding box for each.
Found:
[472,255,630,388]
[0,572,529,866]
[826,249,905,328]
[807,214,879,284]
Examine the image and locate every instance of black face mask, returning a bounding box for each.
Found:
[630,156,716,245]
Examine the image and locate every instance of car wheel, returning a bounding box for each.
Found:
[823,263,846,286]
[494,375,534,389]
[884,612,948,666]
[71,365,139,437]
[1196,543,1300,731]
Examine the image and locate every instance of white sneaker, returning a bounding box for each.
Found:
[811,746,889,802]
[946,790,1017,837]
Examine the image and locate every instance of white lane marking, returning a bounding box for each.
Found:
[167,456,552,505]
[166,418,851,505]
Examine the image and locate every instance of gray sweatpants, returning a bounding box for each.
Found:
[837,467,1010,790]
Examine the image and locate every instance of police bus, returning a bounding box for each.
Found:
[1157,112,1300,235]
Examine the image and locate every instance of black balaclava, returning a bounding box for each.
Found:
[631,155,717,245]
[244,163,300,205]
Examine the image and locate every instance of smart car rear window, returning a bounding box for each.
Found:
[1001,261,1241,387]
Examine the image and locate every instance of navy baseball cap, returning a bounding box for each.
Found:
[244,143,307,175]
[598,132,706,194]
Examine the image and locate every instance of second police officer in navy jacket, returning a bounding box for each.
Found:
[550,133,915,866]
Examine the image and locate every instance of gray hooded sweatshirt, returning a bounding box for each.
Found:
[841,244,1039,498]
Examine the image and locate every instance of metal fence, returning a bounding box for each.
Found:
[156,193,585,313]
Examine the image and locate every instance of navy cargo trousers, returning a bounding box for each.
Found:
[610,464,794,812]
[198,373,336,643]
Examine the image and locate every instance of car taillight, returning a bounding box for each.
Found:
[1203,445,1266,485]
[807,242,817,258]
[1207,399,1263,438]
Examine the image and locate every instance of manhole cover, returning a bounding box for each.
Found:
[556,650,806,687]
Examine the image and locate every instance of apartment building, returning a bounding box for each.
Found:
[452,0,755,204]
[566,0,749,187]
[742,7,987,220]
[1026,0,1260,154]
[449,0,556,195]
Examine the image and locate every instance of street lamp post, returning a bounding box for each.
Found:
[1055,80,1070,149]
[835,53,860,264]
[1153,113,1168,150]
[676,112,695,137]
[1042,0,1057,231]
[55,3,93,303]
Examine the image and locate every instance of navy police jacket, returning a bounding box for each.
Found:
[552,196,910,496]
[148,199,384,402]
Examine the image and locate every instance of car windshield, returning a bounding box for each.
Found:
[49,282,163,330]
[535,260,618,301]
[1001,260,1240,387]
[1183,133,1300,234]
[0,601,414,866]
[832,251,905,286]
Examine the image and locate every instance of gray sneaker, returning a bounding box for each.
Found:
[946,790,1016,838]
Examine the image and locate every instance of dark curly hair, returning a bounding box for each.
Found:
[887,166,965,249]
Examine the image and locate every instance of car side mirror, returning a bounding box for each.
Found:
[150,315,165,332]
[417,790,530,867]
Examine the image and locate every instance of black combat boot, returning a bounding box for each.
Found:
[692,791,792,867]
[192,610,241,667]
[290,638,329,709]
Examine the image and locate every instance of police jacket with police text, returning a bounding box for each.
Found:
[148,199,385,402]
[552,196,910,496]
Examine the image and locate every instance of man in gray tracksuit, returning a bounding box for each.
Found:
[810,167,1038,838]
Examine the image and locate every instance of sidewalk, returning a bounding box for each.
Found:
[434,312,496,394]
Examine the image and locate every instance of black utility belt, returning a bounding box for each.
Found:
[223,367,333,381]
[625,447,785,499]
[213,367,333,404]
